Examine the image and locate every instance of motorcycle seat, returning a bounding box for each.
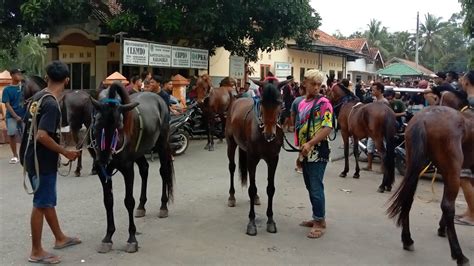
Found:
[170,114,187,124]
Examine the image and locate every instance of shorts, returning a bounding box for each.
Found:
[461,169,473,179]
[367,138,375,153]
[6,117,22,136]
[29,172,57,208]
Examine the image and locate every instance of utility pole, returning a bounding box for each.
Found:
[115,32,127,73]
[415,12,419,70]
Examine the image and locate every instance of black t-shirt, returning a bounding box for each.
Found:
[158,90,171,107]
[20,90,61,175]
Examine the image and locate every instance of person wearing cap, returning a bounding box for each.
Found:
[2,68,26,164]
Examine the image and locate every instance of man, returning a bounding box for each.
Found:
[434,71,447,86]
[162,78,180,115]
[446,71,459,89]
[363,82,388,171]
[295,69,333,239]
[128,75,142,95]
[20,61,81,264]
[140,70,152,89]
[149,75,174,110]
[2,68,26,164]
[239,82,254,98]
[385,88,406,130]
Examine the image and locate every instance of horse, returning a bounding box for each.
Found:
[23,75,47,103]
[202,77,235,151]
[327,83,397,192]
[195,74,212,103]
[91,82,174,253]
[225,80,285,236]
[387,83,473,266]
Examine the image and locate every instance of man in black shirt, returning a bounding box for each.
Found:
[20,61,81,264]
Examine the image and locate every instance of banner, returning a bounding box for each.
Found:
[149,43,172,67]
[190,49,208,69]
[123,40,149,65]
[229,56,245,79]
[171,47,191,68]
[275,62,292,78]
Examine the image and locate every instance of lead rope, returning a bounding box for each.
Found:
[23,93,64,194]
[416,162,438,203]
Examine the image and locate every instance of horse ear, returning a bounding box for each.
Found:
[91,97,102,110]
[118,102,139,113]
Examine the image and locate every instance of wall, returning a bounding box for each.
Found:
[347,58,367,73]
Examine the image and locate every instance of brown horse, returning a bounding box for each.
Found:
[387,80,474,266]
[327,83,397,192]
[195,74,212,102]
[203,77,235,151]
[226,81,284,236]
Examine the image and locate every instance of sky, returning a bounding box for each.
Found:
[310,0,462,36]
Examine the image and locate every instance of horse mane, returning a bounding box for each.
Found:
[432,84,468,105]
[108,82,134,137]
[29,75,47,89]
[335,83,358,100]
[261,83,281,107]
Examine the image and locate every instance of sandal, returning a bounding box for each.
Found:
[307,226,326,238]
[28,253,60,264]
[54,237,82,249]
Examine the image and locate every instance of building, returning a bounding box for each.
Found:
[209,31,361,85]
[377,57,435,79]
[313,30,384,83]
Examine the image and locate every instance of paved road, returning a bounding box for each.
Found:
[0,135,472,265]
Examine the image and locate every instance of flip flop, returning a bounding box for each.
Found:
[307,227,325,239]
[454,217,474,226]
[28,253,60,264]
[54,237,82,249]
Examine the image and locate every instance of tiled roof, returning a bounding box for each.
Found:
[340,39,367,52]
[313,30,368,53]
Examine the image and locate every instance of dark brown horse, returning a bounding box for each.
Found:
[203,77,235,151]
[327,83,397,192]
[195,74,212,102]
[387,80,474,266]
[91,83,174,253]
[226,80,285,236]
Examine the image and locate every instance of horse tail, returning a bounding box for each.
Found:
[238,148,248,187]
[383,109,397,187]
[159,127,174,203]
[60,94,69,127]
[387,121,427,226]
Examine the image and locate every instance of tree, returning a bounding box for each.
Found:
[390,31,415,60]
[0,35,46,76]
[419,13,447,70]
[365,19,391,58]
[459,0,474,68]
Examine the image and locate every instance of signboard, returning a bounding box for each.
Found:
[149,43,172,67]
[171,47,191,68]
[229,56,245,79]
[275,62,292,78]
[190,49,209,69]
[123,40,149,65]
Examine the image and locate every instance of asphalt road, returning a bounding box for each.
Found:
[0,134,472,265]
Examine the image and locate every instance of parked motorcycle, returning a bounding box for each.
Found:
[186,101,224,140]
[169,107,194,156]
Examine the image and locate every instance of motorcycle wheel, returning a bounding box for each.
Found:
[395,153,406,176]
[173,132,190,156]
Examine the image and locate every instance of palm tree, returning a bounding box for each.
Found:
[391,31,415,60]
[365,19,391,59]
[419,13,447,70]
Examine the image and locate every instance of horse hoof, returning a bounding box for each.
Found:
[353,174,360,179]
[74,171,81,177]
[228,199,236,207]
[209,146,214,151]
[385,186,392,192]
[438,228,447,237]
[204,144,210,150]
[254,197,261,206]
[403,243,414,251]
[126,242,138,253]
[457,258,470,266]
[246,222,257,236]
[97,242,113,253]
[339,172,347,178]
[135,209,146,218]
[158,209,168,218]
[267,222,277,233]
[377,187,385,193]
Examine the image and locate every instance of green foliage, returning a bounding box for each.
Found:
[0,35,46,76]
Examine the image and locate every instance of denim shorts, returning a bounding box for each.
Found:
[29,172,57,208]
[6,117,21,136]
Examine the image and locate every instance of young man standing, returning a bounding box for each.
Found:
[20,61,81,264]
[2,68,26,163]
[295,69,333,239]
[128,75,142,95]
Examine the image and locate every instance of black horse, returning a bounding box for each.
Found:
[91,83,174,253]
[225,81,285,236]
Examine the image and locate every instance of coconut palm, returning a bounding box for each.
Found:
[419,13,447,69]
[390,31,415,60]
[365,19,391,59]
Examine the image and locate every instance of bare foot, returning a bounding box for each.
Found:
[307,221,326,239]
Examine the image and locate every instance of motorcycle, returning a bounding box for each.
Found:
[185,101,224,140]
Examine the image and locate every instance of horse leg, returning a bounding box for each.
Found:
[352,136,360,179]
[97,167,115,253]
[401,214,414,251]
[157,134,174,218]
[339,130,350,177]
[205,114,211,150]
[438,213,447,237]
[375,137,388,193]
[246,159,259,236]
[72,130,82,177]
[265,157,278,233]
[120,165,138,253]
[440,173,469,265]
[209,115,215,151]
[227,137,237,207]
[87,147,98,175]
[135,156,149,218]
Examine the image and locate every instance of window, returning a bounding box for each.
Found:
[356,75,362,82]
[337,71,343,80]
[260,64,271,80]
[329,70,335,77]
[66,63,91,90]
[300,68,305,82]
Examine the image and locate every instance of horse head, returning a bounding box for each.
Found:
[260,83,282,142]
[91,82,138,166]
[24,75,47,103]
[429,84,469,110]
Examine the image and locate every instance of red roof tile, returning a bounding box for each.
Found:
[340,39,367,52]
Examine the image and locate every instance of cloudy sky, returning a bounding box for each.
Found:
[310,0,462,36]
